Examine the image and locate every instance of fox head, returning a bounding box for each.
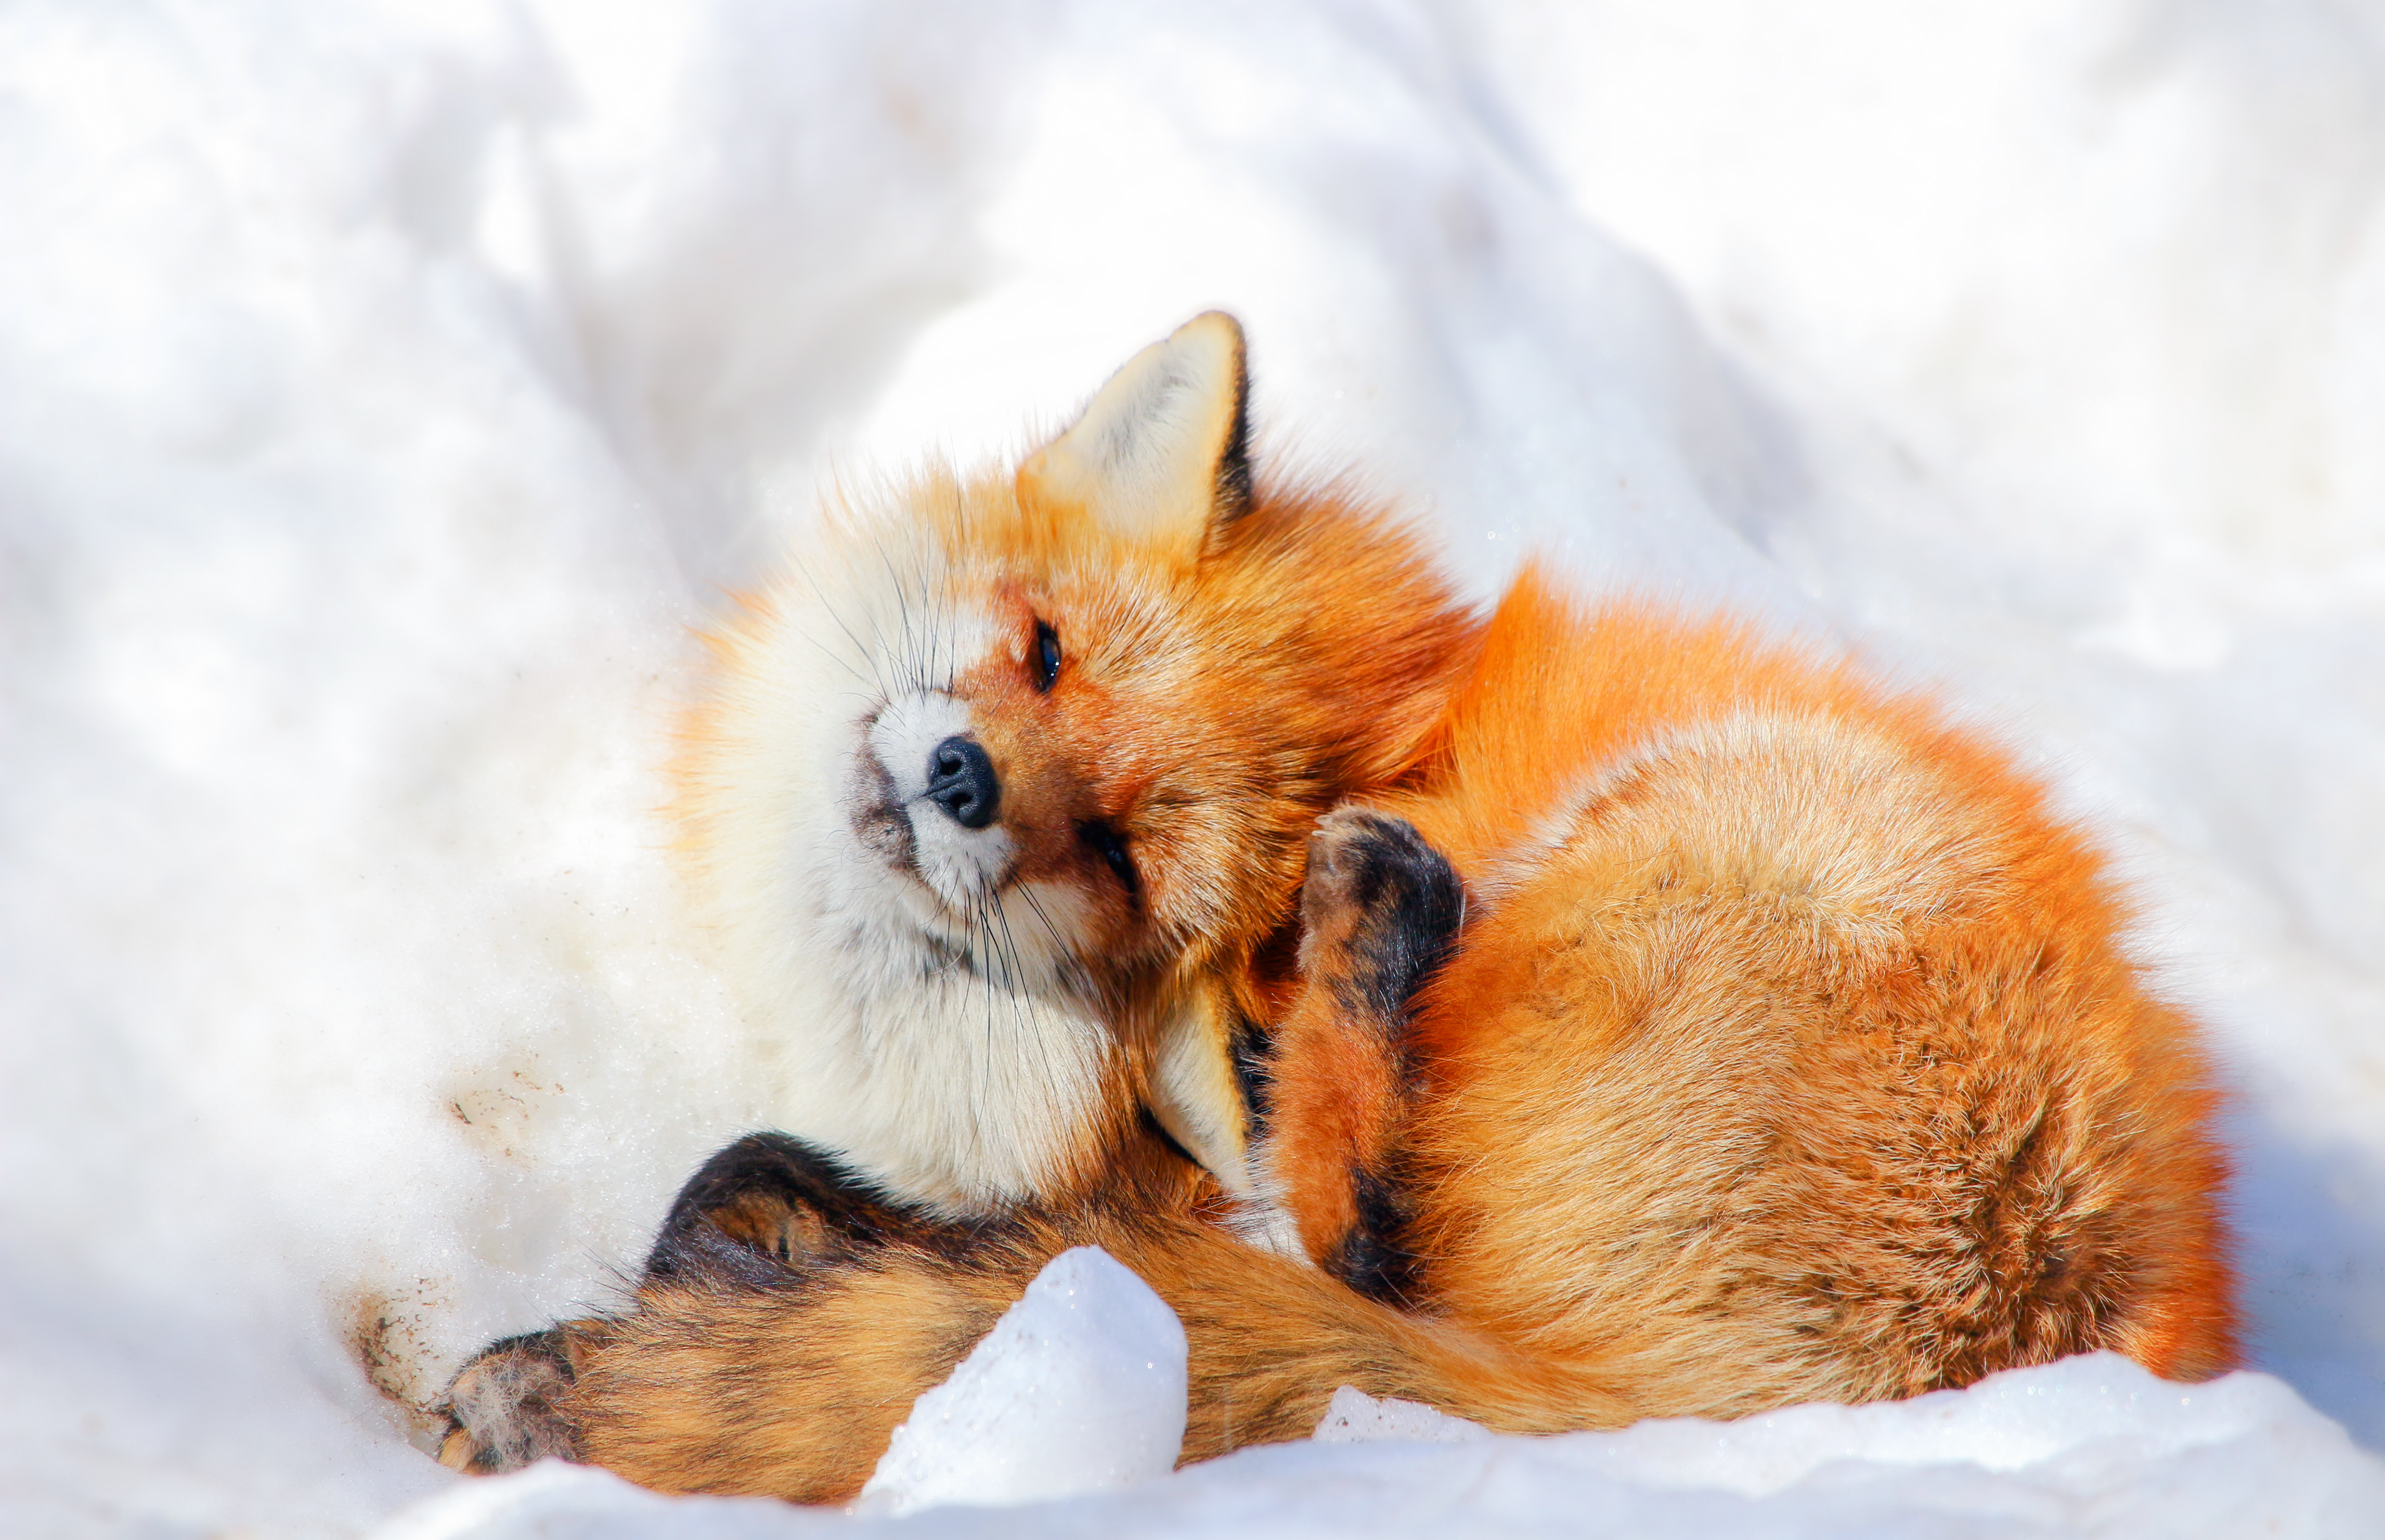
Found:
[676,315,1476,1214]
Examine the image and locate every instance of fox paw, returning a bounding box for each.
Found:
[1279,806,1459,1306]
[645,1132,968,1284]
[436,1328,584,1475]
[1299,806,1464,1024]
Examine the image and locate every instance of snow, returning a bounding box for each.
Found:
[372,1354,2385,1539]
[1313,1387,1494,1446]
[2,1,2381,1537]
[854,1248,1188,1516]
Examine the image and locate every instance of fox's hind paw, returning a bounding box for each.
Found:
[436,1328,585,1475]
[1299,805,1464,1020]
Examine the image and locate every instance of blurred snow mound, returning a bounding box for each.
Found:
[373,1462,812,1540]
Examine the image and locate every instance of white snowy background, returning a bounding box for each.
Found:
[4,1,2384,1535]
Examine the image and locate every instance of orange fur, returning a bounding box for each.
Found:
[1277,573,2236,1396]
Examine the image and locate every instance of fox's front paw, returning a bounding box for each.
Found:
[646,1131,949,1285]
[436,1328,585,1475]
[1299,805,1464,1022]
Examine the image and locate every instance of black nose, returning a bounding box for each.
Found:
[925,735,1000,829]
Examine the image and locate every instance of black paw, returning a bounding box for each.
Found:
[1300,806,1464,1027]
[645,1132,957,1284]
[436,1328,582,1474]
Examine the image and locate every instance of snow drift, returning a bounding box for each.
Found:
[2,1,2382,1536]
[382,1350,2385,1539]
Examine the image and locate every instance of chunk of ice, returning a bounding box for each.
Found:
[852,1247,1189,1516]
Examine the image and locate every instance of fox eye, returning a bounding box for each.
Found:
[1079,821,1136,896]
[1032,620,1061,692]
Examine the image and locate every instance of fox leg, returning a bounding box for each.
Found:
[1262,806,1462,1303]
[433,1129,1089,1499]
[437,1133,970,1480]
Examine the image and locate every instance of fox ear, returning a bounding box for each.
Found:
[1018,311,1252,548]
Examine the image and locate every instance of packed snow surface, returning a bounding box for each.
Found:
[1313,1386,1494,1446]
[375,1354,2385,1539]
[4,0,2384,1537]
[854,1248,1189,1516]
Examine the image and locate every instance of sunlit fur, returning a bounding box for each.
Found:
[1259,575,2237,1409]
[442,316,2234,1503]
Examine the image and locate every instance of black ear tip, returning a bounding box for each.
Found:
[1206,313,1254,521]
[1215,392,1254,520]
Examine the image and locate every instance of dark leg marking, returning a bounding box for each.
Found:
[1230,919,1305,1143]
[1298,807,1465,1306]
[1327,1164,1425,1307]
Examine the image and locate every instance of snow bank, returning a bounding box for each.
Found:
[374,1354,2385,1539]
[2,0,2381,1536]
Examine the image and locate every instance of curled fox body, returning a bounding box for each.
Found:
[439,315,2235,1499]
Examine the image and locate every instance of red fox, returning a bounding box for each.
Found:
[437,314,2235,1499]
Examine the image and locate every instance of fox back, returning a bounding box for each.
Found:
[1262,578,2236,1406]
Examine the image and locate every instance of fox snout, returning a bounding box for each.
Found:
[864,695,1018,910]
[923,736,999,830]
